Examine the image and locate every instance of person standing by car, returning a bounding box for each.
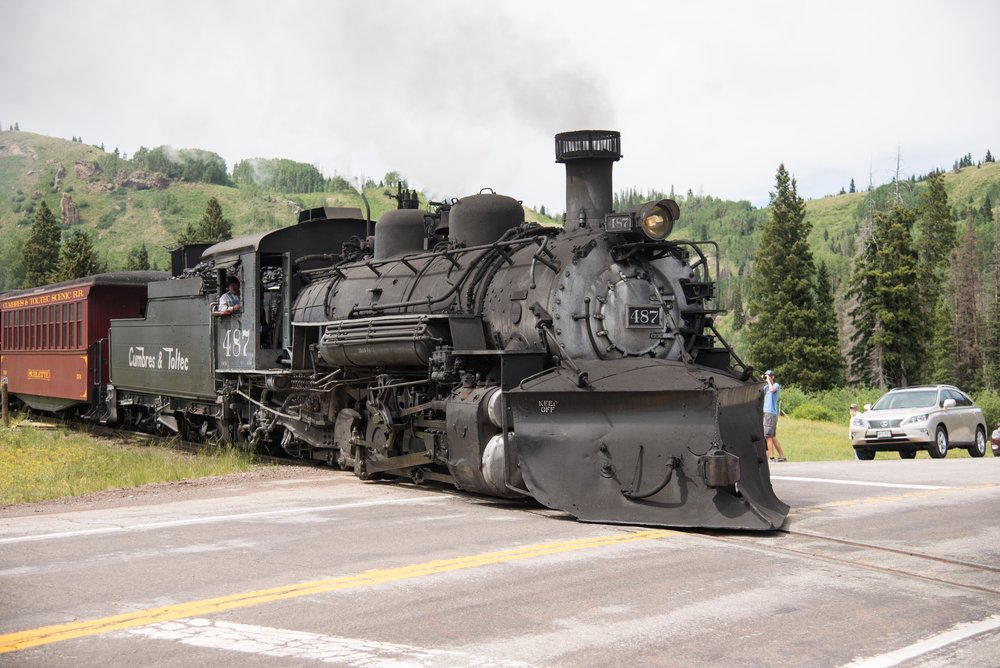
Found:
[762,370,786,462]
[992,421,1000,458]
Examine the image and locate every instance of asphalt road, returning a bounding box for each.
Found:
[1,458,998,667]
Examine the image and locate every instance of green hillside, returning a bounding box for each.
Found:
[0,130,563,290]
[1,129,996,301]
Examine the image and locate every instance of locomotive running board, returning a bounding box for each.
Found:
[507,359,788,531]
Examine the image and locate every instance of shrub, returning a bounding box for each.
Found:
[96,210,117,230]
[974,389,1000,429]
[779,385,885,423]
[777,386,807,416]
[792,402,837,422]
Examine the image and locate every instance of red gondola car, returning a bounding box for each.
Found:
[0,272,166,413]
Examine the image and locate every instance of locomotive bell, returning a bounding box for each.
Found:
[555,130,621,230]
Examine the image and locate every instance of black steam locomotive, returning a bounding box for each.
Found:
[2,131,788,530]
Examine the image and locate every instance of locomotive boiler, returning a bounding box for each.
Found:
[277,130,788,530]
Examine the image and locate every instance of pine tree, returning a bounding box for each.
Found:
[983,212,1000,389]
[176,197,233,245]
[746,164,833,390]
[918,171,956,274]
[914,169,958,379]
[730,280,745,331]
[52,230,106,282]
[812,261,845,387]
[22,202,61,287]
[176,221,200,245]
[125,243,150,271]
[927,295,958,385]
[981,195,993,222]
[950,214,982,390]
[199,197,232,241]
[847,205,924,387]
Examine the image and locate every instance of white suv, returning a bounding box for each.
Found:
[851,385,988,460]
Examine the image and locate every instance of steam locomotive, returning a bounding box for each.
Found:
[1,131,788,530]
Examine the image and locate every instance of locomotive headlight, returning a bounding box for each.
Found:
[641,211,670,240]
[636,199,680,241]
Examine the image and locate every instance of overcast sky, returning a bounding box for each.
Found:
[3,0,998,214]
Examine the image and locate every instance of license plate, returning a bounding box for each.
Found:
[877,429,892,439]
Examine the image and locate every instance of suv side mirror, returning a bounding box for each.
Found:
[864,404,872,411]
[943,398,956,409]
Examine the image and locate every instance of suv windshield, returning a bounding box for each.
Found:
[872,390,938,410]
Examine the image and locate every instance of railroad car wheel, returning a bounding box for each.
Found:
[969,428,987,458]
[899,450,917,459]
[855,447,875,460]
[928,426,949,459]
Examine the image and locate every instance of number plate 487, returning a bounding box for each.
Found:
[626,305,663,329]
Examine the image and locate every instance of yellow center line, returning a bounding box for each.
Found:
[0,528,675,654]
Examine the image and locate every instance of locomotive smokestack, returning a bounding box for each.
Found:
[555,130,621,230]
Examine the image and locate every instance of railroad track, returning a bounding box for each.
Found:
[699,526,1000,596]
[492,494,1000,595]
[98,425,323,468]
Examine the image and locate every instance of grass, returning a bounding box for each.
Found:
[775,416,975,461]
[0,416,267,506]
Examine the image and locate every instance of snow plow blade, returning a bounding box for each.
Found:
[507,359,788,531]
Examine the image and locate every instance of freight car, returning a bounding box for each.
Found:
[5,130,788,531]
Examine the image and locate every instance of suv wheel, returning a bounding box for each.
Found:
[899,450,917,459]
[929,426,949,459]
[969,428,987,458]
[855,447,876,460]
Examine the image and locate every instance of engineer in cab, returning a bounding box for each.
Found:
[214,277,242,316]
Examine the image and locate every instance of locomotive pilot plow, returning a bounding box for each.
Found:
[508,359,788,531]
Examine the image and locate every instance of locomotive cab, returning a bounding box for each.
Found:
[201,210,368,372]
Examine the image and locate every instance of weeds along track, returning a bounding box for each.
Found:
[73,421,323,469]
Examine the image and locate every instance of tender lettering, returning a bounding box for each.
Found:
[127,345,190,372]
[164,347,189,371]
[128,346,157,369]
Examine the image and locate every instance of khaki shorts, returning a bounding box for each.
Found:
[763,412,778,437]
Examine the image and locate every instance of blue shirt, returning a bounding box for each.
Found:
[763,382,780,415]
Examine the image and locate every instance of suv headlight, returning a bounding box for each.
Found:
[851,417,869,429]
[901,413,929,426]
